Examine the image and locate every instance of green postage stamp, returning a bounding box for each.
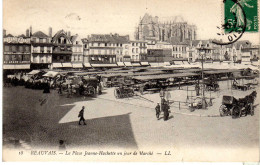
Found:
[224,0,258,32]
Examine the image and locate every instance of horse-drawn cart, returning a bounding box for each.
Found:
[219,91,257,118]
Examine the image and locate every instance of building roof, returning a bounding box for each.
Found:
[191,40,201,47]
[52,29,72,44]
[71,35,78,42]
[88,34,129,43]
[32,31,49,38]
[6,34,14,37]
[18,34,26,38]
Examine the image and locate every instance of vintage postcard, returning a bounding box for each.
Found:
[2,0,260,162]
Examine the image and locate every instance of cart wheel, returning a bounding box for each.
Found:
[249,103,254,116]
[231,106,240,119]
[219,105,227,117]
[87,86,96,96]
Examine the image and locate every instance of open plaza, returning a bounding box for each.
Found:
[2,65,259,161]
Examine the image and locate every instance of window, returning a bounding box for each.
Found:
[11,46,16,52]
[132,48,135,53]
[25,46,30,52]
[136,48,138,53]
[120,44,122,47]
[39,38,44,43]
[132,43,134,46]
[105,43,107,47]
[64,39,67,44]
[19,46,23,52]
[47,47,51,53]
[4,45,9,52]
[58,38,61,44]
[40,47,44,53]
[76,41,79,45]
[23,55,30,61]
[4,55,10,62]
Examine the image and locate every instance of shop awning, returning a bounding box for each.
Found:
[91,63,118,67]
[132,63,141,67]
[52,63,63,68]
[117,62,125,66]
[140,62,150,66]
[173,61,184,65]
[124,62,132,67]
[3,64,30,69]
[72,63,83,68]
[84,63,92,68]
[163,62,171,66]
[62,63,73,67]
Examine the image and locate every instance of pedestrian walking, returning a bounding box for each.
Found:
[163,102,170,121]
[155,103,161,119]
[58,82,62,94]
[67,84,72,98]
[78,106,86,125]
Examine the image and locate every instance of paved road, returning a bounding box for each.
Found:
[3,84,259,161]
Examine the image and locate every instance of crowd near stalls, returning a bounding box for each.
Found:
[4,65,259,99]
[5,70,102,97]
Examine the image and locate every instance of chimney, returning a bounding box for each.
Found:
[30,26,32,36]
[68,31,71,38]
[49,27,52,37]
[3,29,6,37]
[26,29,29,37]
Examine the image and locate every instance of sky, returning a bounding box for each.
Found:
[3,0,260,44]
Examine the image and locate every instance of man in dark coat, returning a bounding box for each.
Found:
[195,83,200,96]
[163,102,170,121]
[78,106,86,125]
[155,103,160,119]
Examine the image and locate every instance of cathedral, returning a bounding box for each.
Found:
[135,13,197,43]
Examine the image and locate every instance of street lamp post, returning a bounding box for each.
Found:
[197,45,212,109]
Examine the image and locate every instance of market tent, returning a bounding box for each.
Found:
[133,73,199,81]
[43,71,59,78]
[28,70,41,75]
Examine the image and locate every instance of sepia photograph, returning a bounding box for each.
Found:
[2,0,260,162]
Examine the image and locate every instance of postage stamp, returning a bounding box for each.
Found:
[224,0,258,32]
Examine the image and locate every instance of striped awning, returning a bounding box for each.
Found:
[3,64,30,69]
[72,63,83,68]
[84,63,92,68]
[117,62,125,66]
[52,63,63,68]
[124,62,132,67]
[62,63,73,67]
[132,63,141,67]
[91,63,118,67]
[140,62,150,66]
[163,62,171,66]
